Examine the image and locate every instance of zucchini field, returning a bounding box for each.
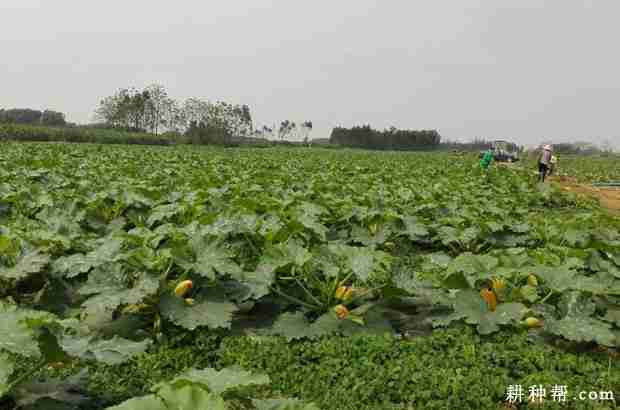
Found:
[0,142,618,410]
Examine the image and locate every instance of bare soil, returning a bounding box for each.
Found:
[550,175,620,214]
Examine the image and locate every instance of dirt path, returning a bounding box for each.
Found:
[495,161,620,213]
[549,175,620,214]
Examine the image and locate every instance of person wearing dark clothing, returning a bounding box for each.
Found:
[538,145,553,182]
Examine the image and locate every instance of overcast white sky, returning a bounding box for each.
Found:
[1,0,618,147]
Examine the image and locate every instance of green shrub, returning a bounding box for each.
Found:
[217,328,618,410]
[0,124,174,145]
[61,327,618,410]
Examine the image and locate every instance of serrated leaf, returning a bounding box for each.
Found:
[519,285,539,303]
[511,223,531,233]
[87,237,123,265]
[61,335,151,365]
[105,395,167,410]
[446,253,499,288]
[0,303,55,357]
[348,250,374,281]
[159,292,238,330]
[271,240,312,267]
[38,328,68,363]
[230,266,275,302]
[193,242,242,279]
[571,273,619,295]
[432,312,467,328]
[123,274,161,305]
[485,221,503,233]
[339,308,393,336]
[428,252,452,268]
[81,274,159,326]
[154,367,270,395]
[258,214,284,240]
[452,289,488,325]
[563,228,590,247]
[558,291,596,318]
[401,216,429,239]
[441,271,470,289]
[253,398,321,410]
[51,254,93,278]
[268,312,340,341]
[146,204,180,227]
[546,316,617,347]
[89,336,151,365]
[439,290,526,335]
[393,274,450,305]
[531,265,577,293]
[13,370,90,408]
[294,203,328,240]
[437,226,459,246]
[477,303,528,335]
[200,216,238,237]
[328,245,388,282]
[158,385,227,410]
[0,352,14,398]
[78,263,124,296]
[602,310,620,327]
[0,250,50,281]
[497,248,530,269]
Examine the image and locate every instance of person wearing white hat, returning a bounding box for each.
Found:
[538,144,553,182]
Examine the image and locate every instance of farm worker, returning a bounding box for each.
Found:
[480,149,493,171]
[549,154,558,176]
[538,144,553,182]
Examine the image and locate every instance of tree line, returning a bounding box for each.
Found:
[534,141,614,155]
[0,108,66,126]
[252,121,313,143]
[94,84,255,144]
[441,138,521,152]
[93,84,313,145]
[330,125,441,150]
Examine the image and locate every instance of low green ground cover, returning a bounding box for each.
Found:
[0,143,618,409]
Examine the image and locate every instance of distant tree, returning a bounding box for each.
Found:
[94,88,140,130]
[240,104,253,135]
[94,85,253,140]
[330,125,441,150]
[94,94,123,127]
[254,125,274,139]
[0,108,67,126]
[179,99,253,144]
[0,108,43,124]
[278,120,296,141]
[300,121,313,144]
[40,110,66,126]
[601,139,614,153]
[163,100,184,134]
[180,98,211,130]
[143,84,176,135]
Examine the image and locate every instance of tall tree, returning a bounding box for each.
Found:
[40,110,66,126]
[278,120,296,141]
[300,121,313,144]
[143,84,175,135]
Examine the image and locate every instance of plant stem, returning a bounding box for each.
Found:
[243,233,259,255]
[338,272,354,287]
[539,289,553,304]
[7,358,47,392]
[295,278,323,307]
[161,260,173,280]
[270,286,320,310]
[355,285,386,299]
